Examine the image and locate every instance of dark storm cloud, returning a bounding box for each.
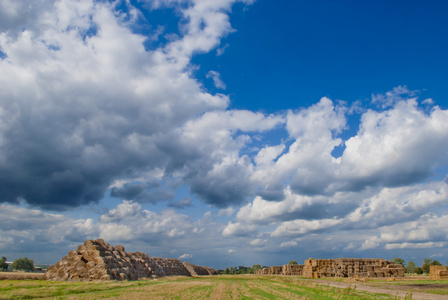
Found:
[187,161,254,208]
[111,183,175,204]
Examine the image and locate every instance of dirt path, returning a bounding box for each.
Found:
[313,279,447,300]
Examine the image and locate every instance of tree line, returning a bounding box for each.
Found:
[392,257,446,274]
[0,256,35,272]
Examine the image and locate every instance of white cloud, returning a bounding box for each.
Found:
[1,0,448,269]
[271,218,344,237]
[0,0,264,210]
[222,222,257,237]
[360,238,379,250]
[216,43,229,56]
[385,242,445,250]
[218,207,235,217]
[207,70,226,89]
[279,240,297,248]
[371,85,417,108]
[422,98,434,105]
[249,238,267,247]
[179,253,193,260]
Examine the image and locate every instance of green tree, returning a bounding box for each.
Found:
[252,264,261,272]
[223,267,229,274]
[421,258,439,274]
[0,256,7,271]
[288,260,298,265]
[406,261,416,274]
[430,260,442,266]
[11,257,34,272]
[415,267,423,275]
[393,258,405,266]
[229,267,235,275]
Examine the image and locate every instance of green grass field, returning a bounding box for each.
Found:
[0,275,403,299]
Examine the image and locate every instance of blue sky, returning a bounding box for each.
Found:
[0,0,447,270]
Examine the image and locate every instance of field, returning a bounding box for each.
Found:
[1,274,448,299]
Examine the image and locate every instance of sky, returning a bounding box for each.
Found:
[0,0,447,269]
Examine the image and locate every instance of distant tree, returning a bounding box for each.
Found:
[11,257,34,272]
[252,264,261,272]
[406,261,416,274]
[229,267,235,275]
[393,258,405,267]
[288,260,298,265]
[421,258,441,274]
[430,260,442,266]
[415,267,423,275]
[0,256,7,271]
[246,267,253,274]
[223,267,229,274]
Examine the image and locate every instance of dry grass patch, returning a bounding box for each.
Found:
[0,272,45,280]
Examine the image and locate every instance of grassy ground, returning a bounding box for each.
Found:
[0,275,399,299]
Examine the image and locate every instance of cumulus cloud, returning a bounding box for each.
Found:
[0,200,231,264]
[1,0,448,268]
[0,0,268,210]
[0,203,97,261]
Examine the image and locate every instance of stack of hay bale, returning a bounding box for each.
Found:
[303,258,405,278]
[254,266,283,275]
[269,266,283,275]
[150,258,191,277]
[183,262,209,276]
[255,268,271,275]
[45,239,144,281]
[282,264,304,275]
[45,239,218,281]
[430,266,448,279]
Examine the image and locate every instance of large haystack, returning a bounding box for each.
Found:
[430,265,448,279]
[45,239,218,281]
[303,258,405,278]
[183,262,219,276]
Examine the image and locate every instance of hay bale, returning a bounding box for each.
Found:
[430,266,448,279]
[46,239,216,281]
[115,245,125,252]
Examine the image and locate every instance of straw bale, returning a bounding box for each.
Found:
[115,245,125,252]
[86,261,96,270]
[301,258,404,279]
[68,250,78,258]
[430,266,448,279]
[46,239,217,281]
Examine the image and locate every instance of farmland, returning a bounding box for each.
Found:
[2,274,448,299]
